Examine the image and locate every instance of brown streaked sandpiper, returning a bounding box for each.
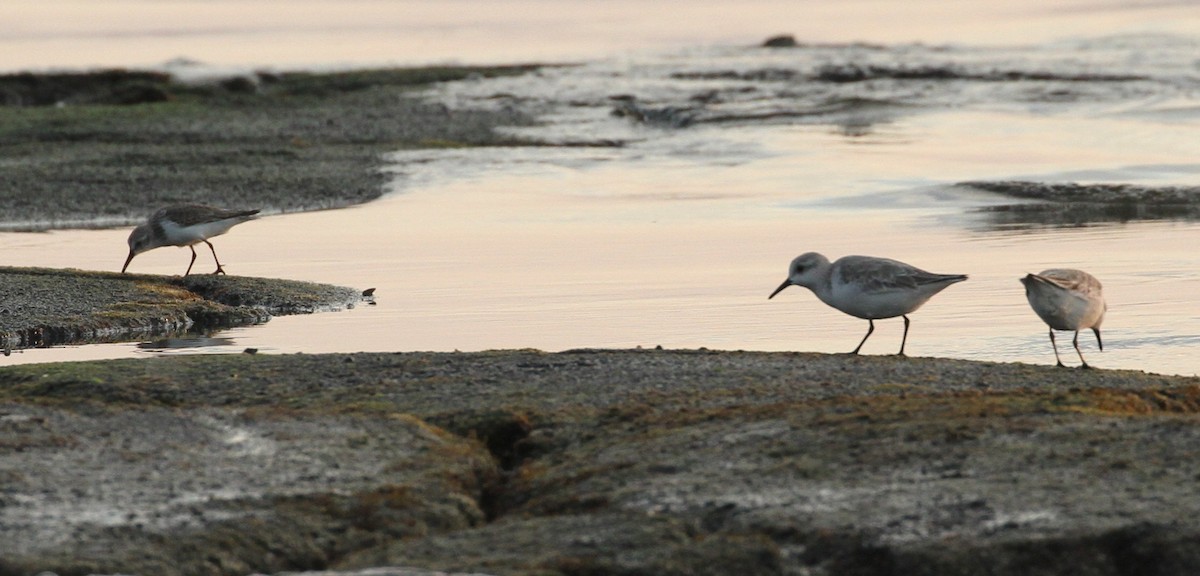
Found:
[1020,268,1106,369]
[122,204,260,276]
[769,252,968,356]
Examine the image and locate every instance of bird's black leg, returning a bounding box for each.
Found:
[185,245,198,276]
[896,315,911,357]
[205,240,226,275]
[1073,330,1091,369]
[851,319,875,355]
[1049,329,1066,368]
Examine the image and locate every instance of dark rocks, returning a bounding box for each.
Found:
[762,35,798,48]
[0,69,175,106]
[610,95,696,127]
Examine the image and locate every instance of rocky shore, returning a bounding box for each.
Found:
[1,350,1199,575]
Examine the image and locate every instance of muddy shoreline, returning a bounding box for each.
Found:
[2,350,1199,575]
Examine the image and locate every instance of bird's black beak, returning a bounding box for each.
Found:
[768,279,792,300]
[1093,327,1103,352]
[121,250,135,274]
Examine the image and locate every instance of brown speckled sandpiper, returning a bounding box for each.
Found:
[1020,268,1106,368]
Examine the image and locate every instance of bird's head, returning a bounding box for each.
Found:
[769,252,828,299]
[121,223,154,273]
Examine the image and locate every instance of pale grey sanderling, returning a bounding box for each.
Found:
[122,204,260,276]
[769,252,968,356]
[1020,268,1106,369]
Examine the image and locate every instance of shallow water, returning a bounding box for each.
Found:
[6,1,1200,72]
[3,3,1200,375]
[4,116,1200,374]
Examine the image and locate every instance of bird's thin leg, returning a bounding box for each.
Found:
[1073,330,1091,369]
[851,319,875,355]
[185,246,198,276]
[896,315,911,357]
[1049,329,1066,368]
[205,240,226,275]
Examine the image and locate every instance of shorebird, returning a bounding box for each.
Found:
[122,204,260,276]
[768,252,968,355]
[1020,268,1106,368]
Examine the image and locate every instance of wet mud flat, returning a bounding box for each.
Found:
[1,349,1199,575]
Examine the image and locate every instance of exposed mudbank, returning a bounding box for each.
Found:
[671,65,1147,84]
[960,181,1200,229]
[1,350,1199,575]
[812,64,1147,83]
[0,267,359,349]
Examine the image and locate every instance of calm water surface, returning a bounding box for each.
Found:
[5,1,1200,71]
[2,2,1199,374]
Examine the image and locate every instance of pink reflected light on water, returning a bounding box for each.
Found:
[2,115,1200,374]
[3,0,1200,71]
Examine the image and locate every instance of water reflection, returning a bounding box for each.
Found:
[136,335,237,351]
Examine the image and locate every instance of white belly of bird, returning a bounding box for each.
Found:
[161,218,240,246]
[823,282,932,320]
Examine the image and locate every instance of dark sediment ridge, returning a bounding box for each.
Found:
[0,267,360,349]
[961,181,1200,228]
